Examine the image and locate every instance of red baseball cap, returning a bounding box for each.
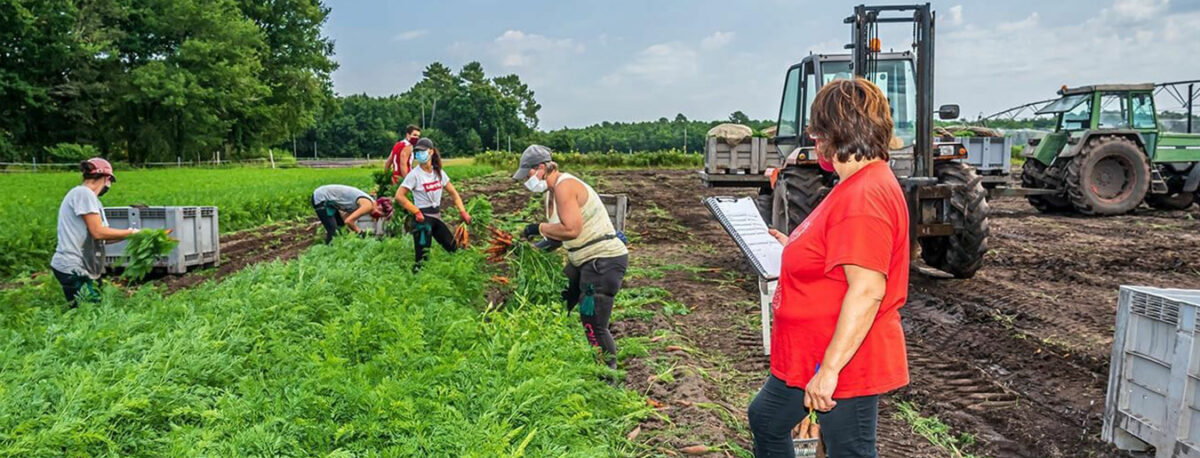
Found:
[86,157,116,182]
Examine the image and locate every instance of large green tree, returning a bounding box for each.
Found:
[0,0,336,163]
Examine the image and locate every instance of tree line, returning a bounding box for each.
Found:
[1,0,770,163]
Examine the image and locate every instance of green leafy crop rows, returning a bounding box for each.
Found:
[0,228,646,456]
[0,165,493,279]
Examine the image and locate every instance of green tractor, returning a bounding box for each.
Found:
[1021,84,1200,214]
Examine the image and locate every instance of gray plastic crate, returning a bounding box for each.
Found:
[1104,286,1200,457]
[958,136,1012,175]
[103,206,220,275]
[599,193,630,233]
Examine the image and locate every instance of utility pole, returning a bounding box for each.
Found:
[683,125,687,154]
[1189,83,1194,134]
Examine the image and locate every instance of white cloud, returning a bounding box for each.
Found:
[700,31,735,50]
[393,30,427,41]
[1110,0,1169,21]
[938,0,1200,118]
[948,5,963,26]
[493,30,585,68]
[603,42,699,87]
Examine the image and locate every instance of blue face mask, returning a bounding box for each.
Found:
[414,149,430,164]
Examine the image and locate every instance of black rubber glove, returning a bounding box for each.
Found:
[521,223,542,240]
[534,238,563,252]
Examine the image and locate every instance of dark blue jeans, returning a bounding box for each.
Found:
[747,374,879,457]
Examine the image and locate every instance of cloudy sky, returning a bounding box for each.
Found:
[324,0,1200,129]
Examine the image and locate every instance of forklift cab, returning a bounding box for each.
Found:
[774,52,958,177]
[775,52,920,156]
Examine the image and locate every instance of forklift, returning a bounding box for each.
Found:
[767,3,989,278]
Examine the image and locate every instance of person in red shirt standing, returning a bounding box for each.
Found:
[385,125,421,185]
[747,78,911,457]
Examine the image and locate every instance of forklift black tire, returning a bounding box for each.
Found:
[919,162,989,279]
[754,189,774,226]
[773,166,830,234]
[1066,135,1150,215]
[1145,192,1196,210]
[1020,160,1072,213]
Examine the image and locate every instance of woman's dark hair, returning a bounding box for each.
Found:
[807,77,894,162]
[430,147,443,178]
[79,161,106,180]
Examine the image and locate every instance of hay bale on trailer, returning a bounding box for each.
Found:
[707,123,754,146]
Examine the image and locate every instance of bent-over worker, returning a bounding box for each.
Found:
[312,184,375,244]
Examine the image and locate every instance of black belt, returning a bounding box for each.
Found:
[566,233,618,252]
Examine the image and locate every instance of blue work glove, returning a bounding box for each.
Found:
[521,223,541,240]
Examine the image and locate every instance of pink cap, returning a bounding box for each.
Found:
[86,157,116,182]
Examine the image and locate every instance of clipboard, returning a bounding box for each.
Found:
[702,196,783,281]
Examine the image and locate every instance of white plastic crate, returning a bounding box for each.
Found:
[103,206,220,275]
[1104,286,1200,458]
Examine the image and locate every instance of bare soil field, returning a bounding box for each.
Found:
[465,169,1199,457]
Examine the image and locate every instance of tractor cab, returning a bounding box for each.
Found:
[1023,83,1200,214]
[1033,84,1160,151]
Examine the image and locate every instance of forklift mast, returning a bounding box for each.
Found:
[846,3,935,178]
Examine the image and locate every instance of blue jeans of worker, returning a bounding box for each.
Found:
[747,374,879,458]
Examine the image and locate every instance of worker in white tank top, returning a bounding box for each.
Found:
[512,145,629,370]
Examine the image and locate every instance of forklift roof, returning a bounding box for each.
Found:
[1060,83,1155,95]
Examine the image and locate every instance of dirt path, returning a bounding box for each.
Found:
[902,198,1200,457]
[137,219,323,293]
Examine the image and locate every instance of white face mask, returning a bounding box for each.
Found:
[524,174,547,193]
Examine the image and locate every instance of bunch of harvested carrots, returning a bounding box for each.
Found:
[794,407,821,440]
[453,224,470,248]
[484,227,514,263]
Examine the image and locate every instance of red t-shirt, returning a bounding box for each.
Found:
[769,160,911,398]
[386,139,413,182]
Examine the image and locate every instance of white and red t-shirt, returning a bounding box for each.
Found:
[386,139,415,183]
[400,167,450,209]
[769,160,911,399]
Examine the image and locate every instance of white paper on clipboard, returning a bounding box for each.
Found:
[703,196,784,280]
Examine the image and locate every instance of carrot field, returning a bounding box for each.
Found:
[0,208,648,456]
[0,165,493,279]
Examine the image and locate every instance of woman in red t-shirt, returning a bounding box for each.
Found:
[747,78,911,457]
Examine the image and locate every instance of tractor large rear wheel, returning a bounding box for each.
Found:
[1021,160,1071,213]
[772,166,830,234]
[1065,136,1150,215]
[919,162,990,279]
